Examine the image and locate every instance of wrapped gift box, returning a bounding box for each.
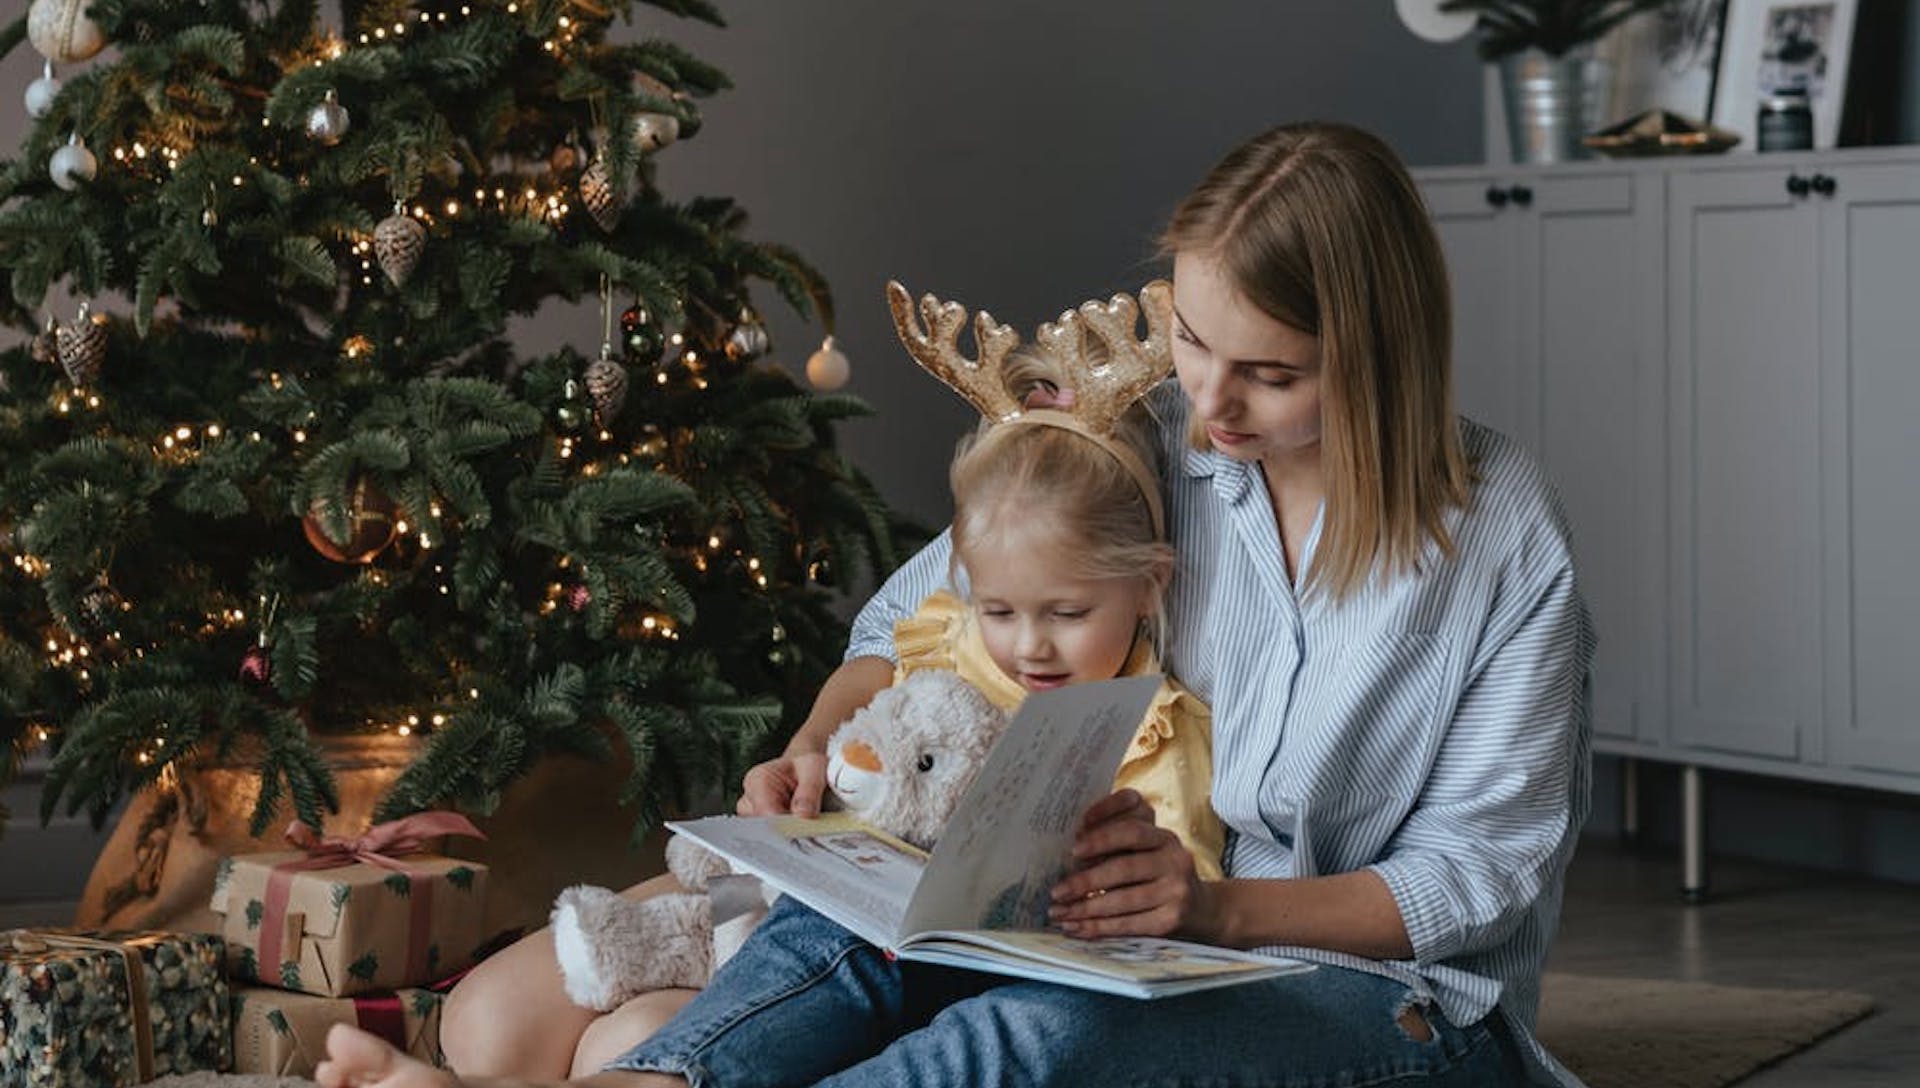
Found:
[212,849,488,997]
[230,983,443,1077]
[0,929,231,1087]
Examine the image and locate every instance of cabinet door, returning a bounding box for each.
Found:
[1820,164,1920,777]
[1668,168,1822,760]
[1522,173,1660,743]
[1425,177,1522,438]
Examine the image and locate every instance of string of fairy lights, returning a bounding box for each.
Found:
[5,0,822,758]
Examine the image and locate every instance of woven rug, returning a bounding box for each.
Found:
[150,971,1875,1088]
[1537,972,1875,1087]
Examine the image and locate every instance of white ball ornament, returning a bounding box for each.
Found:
[49,132,97,191]
[28,0,107,64]
[25,62,61,121]
[306,89,350,146]
[805,336,851,391]
[631,111,680,153]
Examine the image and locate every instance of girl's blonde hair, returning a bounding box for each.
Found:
[948,348,1174,652]
[1160,121,1472,601]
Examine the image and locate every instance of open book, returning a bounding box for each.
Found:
[670,675,1311,999]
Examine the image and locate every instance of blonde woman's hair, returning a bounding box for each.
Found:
[948,348,1175,652]
[1161,121,1472,601]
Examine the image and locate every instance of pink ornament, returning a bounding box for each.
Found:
[568,584,592,612]
[240,645,272,686]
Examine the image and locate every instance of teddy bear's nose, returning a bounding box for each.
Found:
[839,740,883,773]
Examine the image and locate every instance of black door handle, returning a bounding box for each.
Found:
[1811,173,1837,196]
[1486,185,1510,208]
[1508,185,1534,207]
[1786,174,1811,197]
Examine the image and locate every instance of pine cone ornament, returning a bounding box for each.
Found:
[580,157,622,232]
[56,304,107,386]
[584,354,630,421]
[374,208,427,288]
[78,575,124,631]
[724,311,770,363]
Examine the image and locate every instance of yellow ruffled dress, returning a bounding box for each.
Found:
[892,590,1224,881]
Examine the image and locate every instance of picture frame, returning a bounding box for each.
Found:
[1599,0,1731,127]
[1711,0,1859,150]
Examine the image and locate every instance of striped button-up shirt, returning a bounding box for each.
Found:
[847,383,1594,1085]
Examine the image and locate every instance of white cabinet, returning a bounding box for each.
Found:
[1666,166,1822,762]
[1424,169,1662,745]
[1420,148,1920,789]
[1815,163,1920,776]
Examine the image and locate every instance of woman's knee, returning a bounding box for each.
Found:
[571,988,701,1076]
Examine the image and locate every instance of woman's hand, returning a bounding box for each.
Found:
[737,750,829,817]
[1047,789,1216,941]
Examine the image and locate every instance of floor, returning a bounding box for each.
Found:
[4,836,1915,1085]
[1550,837,1920,1086]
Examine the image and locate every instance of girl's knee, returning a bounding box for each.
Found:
[570,988,701,1076]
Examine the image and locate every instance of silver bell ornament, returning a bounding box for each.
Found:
[49,131,96,191]
[631,111,680,153]
[805,336,851,391]
[25,61,60,121]
[579,155,622,232]
[724,309,770,363]
[28,0,106,64]
[306,89,350,146]
[373,205,427,288]
[55,303,108,387]
[584,350,631,422]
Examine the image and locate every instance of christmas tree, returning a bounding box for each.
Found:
[0,0,909,843]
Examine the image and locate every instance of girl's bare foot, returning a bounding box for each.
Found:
[316,1023,459,1088]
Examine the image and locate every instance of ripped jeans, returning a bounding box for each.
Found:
[607,897,1527,1087]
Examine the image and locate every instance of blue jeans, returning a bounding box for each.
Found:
[607,897,1526,1087]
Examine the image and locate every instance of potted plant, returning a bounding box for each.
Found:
[1440,0,1668,161]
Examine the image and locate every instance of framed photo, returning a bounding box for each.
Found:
[1712,0,1860,149]
[1600,0,1731,126]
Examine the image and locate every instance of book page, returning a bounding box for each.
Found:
[900,674,1163,935]
[903,930,1298,985]
[667,812,929,948]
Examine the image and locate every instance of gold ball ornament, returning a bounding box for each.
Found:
[805,336,851,391]
[584,353,631,421]
[55,303,108,387]
[373,207,427,288]
[579,156,622,233]
[303,478,399,565]
[28,0,106,64]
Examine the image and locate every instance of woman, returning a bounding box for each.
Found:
[328,121,1591,1088]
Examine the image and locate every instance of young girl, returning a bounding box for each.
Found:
[401,289,1221,1084]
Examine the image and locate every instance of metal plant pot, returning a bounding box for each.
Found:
[1499,48,1613,164]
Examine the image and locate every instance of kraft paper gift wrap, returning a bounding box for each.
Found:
[210,813,489,997]
[229,984,444,1077]
[0,929,231,1087]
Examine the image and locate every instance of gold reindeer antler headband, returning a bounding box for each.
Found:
[886,278,1174,538]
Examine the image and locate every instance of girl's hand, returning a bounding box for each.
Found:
[737,750,828,816]
[1047,789,1213,940]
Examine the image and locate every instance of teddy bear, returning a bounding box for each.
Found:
[551,667,1010,1011]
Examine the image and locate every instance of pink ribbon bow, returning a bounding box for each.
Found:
[283,811,486,871]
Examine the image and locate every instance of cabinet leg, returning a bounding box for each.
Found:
[1681,764,1707,904]
[1621,756,1639,842]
